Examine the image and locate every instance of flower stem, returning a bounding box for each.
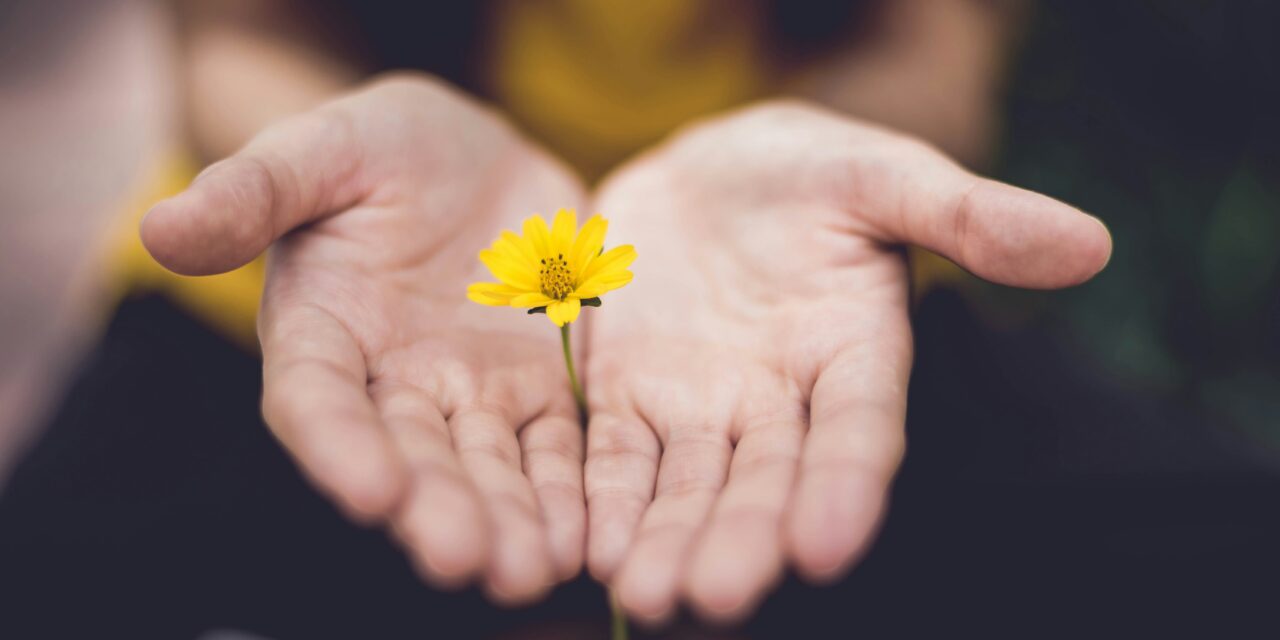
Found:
[560,324,587,423]
[560,325,625,639]
[610,589,629,640]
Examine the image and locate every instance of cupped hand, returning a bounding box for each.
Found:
[582,101,1112,623]
[142,74,588,603]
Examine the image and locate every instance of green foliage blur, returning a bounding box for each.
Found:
[988,2,1280,457]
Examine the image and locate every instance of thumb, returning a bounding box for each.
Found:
[857,143,1112,289]
[141,110,365,276]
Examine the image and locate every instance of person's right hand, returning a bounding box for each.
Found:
[142,74,588,604]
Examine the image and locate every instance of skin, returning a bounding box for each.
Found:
[142,76,1111,621]
[583,101,1112,624]
[143,74,590,604]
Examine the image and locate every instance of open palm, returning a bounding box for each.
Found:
[142,75,588,603]
[582,102,1112,623]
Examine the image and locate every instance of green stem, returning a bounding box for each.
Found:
[560,324,588,422]
[559,324,625,639]
[610,589,629,640]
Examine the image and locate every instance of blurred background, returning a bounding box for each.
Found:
[1,0,1278,637]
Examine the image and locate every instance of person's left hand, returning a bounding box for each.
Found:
[581,101,1112,624]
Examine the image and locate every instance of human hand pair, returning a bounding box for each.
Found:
[142,74,1110,620]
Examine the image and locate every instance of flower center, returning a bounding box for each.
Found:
[539,253,574,300]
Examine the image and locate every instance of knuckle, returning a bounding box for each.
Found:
[226,154,280,243]
[531,478,584,505]
[659,474,721,499]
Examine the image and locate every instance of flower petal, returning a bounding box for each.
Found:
[580,244,636,282]
[545,298,581,326]
[467,282,524,306]
[568,214,607,279]
[550,208,578,259]
[495,230,538,267]
[479,249,539,289]
[510,292,556,308]
[572,270,633,298]
[523,215,552,258]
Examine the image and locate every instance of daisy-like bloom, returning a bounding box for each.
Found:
[467,209,636,326]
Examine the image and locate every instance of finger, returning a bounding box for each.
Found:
[449,407,556,605]
[584,411,661,582]
[373,384,489,588]
[785,321,911,583]
[518,411,587,581]
[683,411,805,622]
[259,302,406,523]
[141,107,366,276]
[613,429,732,624]
[854,143,1112,289]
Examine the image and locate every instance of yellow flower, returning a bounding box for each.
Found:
[467,209,636,326]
